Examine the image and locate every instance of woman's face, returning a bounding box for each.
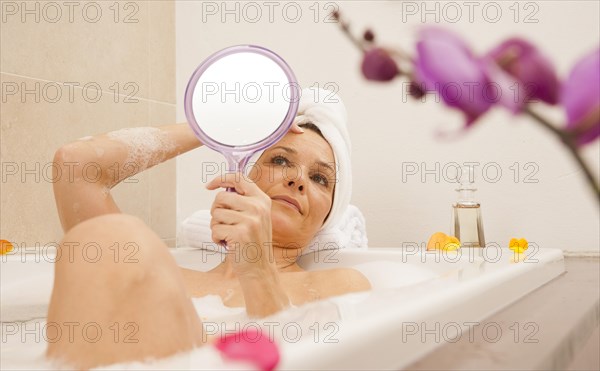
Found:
[248,129,336,249]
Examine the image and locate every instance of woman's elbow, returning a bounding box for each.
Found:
[52,140,102,185]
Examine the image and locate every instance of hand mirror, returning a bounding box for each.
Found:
[184,45,300,186]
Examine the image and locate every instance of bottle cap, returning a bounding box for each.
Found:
[456,165,477,201]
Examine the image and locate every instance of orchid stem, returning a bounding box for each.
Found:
[524,106,600,203]
[334,17,366,53]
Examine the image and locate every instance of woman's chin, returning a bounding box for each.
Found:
[271,210,304,244]
[271,210,295,230]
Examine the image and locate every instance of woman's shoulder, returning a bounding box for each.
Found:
[303,267,371,295]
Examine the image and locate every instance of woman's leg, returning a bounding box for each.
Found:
[46,213,204,369]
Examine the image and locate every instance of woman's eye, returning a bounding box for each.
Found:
[271,155,289,166]
[311,173,329,187]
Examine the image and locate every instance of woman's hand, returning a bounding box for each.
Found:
[206,173,275,277]
[206,173,291,317]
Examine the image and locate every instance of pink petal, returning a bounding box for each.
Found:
[562,48,600,145]
[215,328,280,371]
[415,28,492,126]
[486,38,559,106]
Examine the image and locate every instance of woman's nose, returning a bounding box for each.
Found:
[287,179,304,192]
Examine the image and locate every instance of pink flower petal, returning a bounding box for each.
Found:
[486,38,559,108]
[562,48,600,145]
[414,27,493,126]
[214,328,280,371]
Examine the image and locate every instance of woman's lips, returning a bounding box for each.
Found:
[271,196,302,214]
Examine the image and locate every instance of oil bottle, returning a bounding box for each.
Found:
[452,166,486,248]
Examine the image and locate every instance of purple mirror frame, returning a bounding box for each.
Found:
[184,45,300,172]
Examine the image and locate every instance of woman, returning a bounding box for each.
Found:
[46,88,371,369]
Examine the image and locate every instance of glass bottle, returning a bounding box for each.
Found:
[452,166,485,248]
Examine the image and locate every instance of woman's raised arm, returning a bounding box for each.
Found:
[53,123,202,233]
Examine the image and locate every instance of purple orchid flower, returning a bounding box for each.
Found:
[485,38,560,112]
[562,48,600,146]
[414,27,494,126]
[361,47,399,82]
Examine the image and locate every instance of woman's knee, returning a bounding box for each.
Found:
[65,213,148,239]
[53,213,188,301]
[54,213,166,288]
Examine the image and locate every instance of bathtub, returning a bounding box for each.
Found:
[1,245,565,370]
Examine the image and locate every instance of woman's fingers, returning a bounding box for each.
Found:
[211,223,253,247]
[210,190,270,224]
[211,223,234,245]
[290,122,305,134]
[205,173,250,194]
[206,175,245,195]
[210,207,242,227]
[211,191,242,211]
[206,173,265,197]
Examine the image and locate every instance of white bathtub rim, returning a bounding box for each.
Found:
[278,248,565,369]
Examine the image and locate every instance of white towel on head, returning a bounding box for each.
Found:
[179,204,368,255]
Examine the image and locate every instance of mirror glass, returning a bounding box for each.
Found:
[184,45,299,170]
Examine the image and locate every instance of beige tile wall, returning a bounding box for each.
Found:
[1,1,176,247]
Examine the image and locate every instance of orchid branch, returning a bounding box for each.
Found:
[332,9,600,203]
[524,106,600,201]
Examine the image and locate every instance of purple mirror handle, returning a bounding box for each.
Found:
[220,187,236,247]
[220,156,248,244]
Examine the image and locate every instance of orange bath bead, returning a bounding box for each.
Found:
[444,236,461,251]
[0,240,14,255]
[427,232,447,251]
[427,232,461,251]
[509,238,528,254]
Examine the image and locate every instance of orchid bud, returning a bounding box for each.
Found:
[363,29,375,42]
[361,48,399,82]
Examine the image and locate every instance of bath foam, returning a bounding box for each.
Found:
[191,293,348,345]
[3,298,345,371]
[107,127,175,172]
[104,296,355,370]
[4,319,254,371]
